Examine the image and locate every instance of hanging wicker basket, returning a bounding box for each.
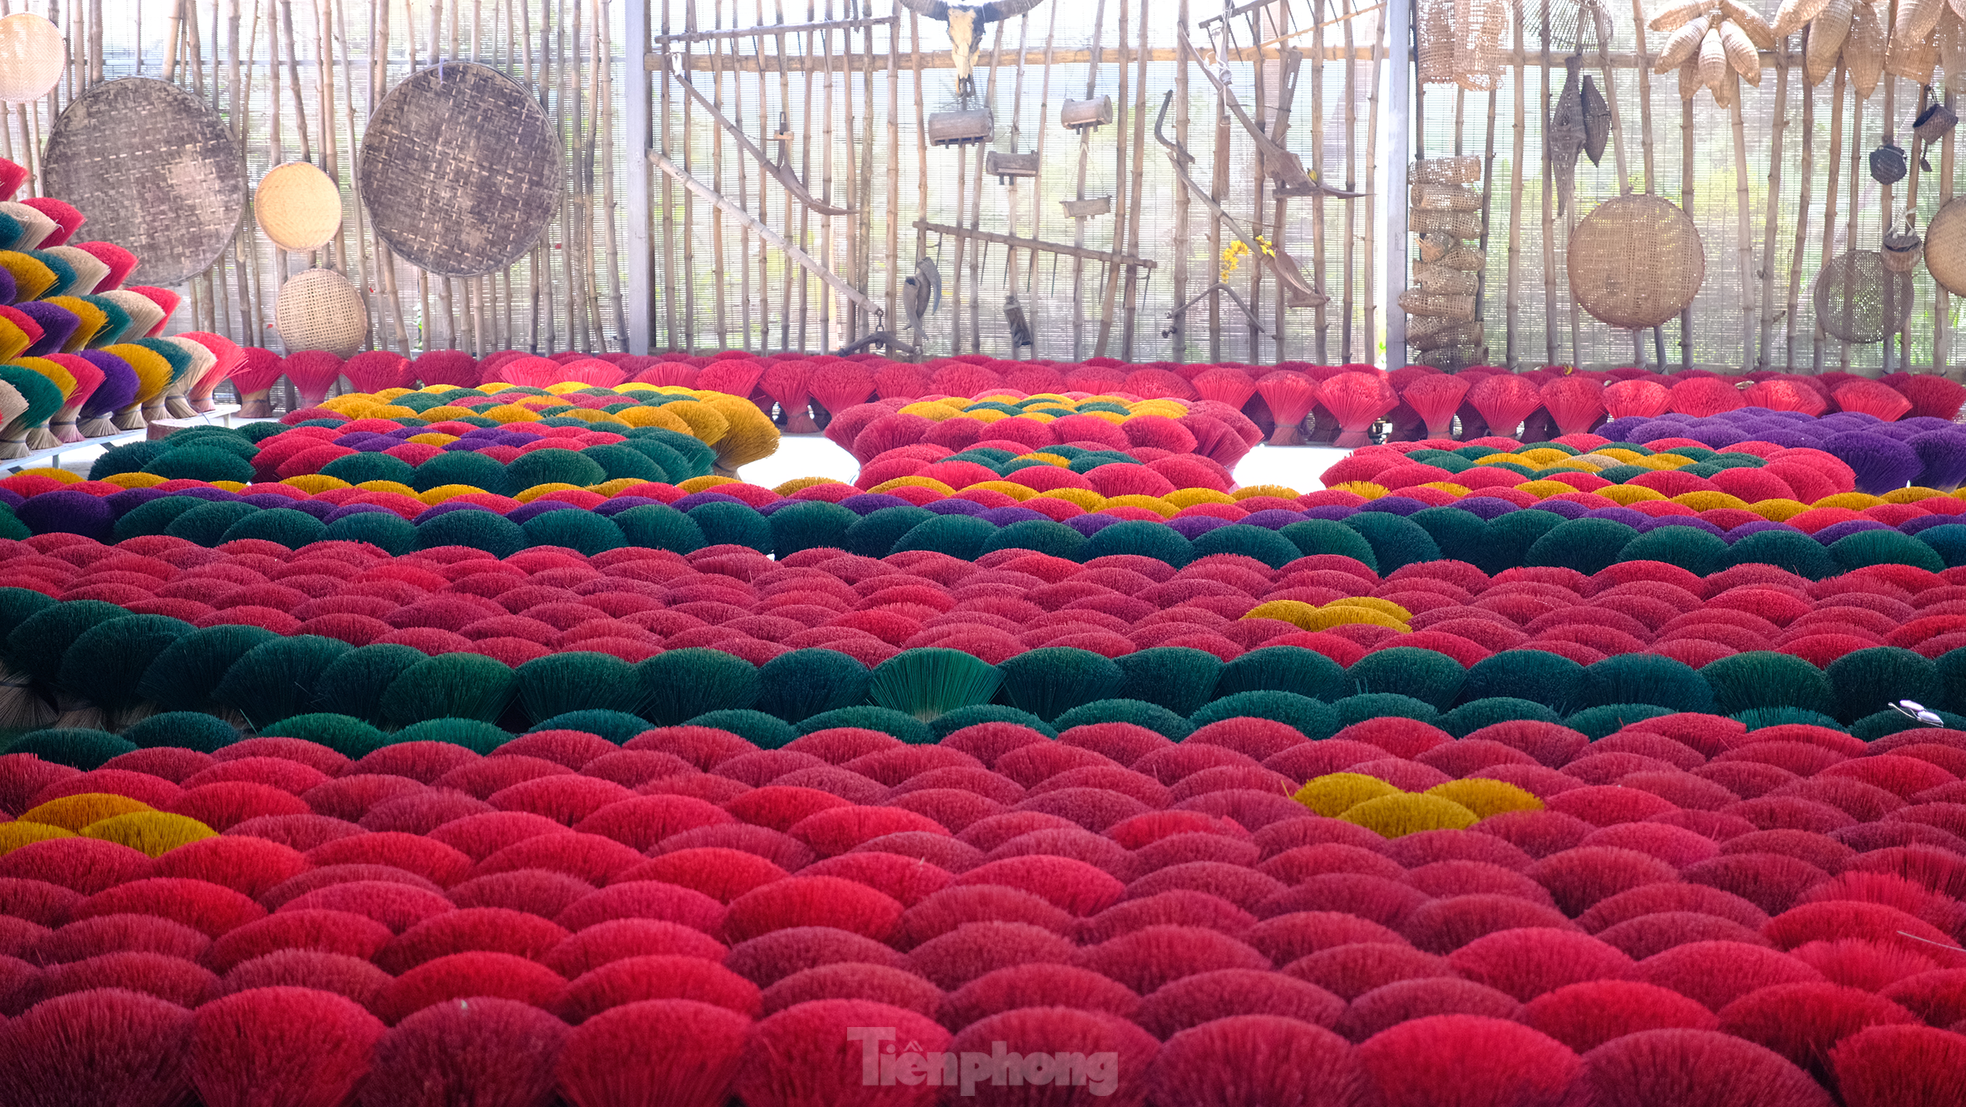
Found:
[1412,261,1480,296]
[1410,155,1483,186]
[1872,141,1909,185]
[255,162,344,253]
[1814,249,1913,343]
[1916,97,1959,142]
[275,268,369,358]
[1567,193,1706,330]
[1398,288,1478,323]
[1924,195,1966,295]
[1882,216,1923,273]
[1411,209,1484,239]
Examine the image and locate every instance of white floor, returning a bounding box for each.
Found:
[27,426,1355,494]
[742,435,1352,493]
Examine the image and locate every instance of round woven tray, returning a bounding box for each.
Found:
[1814,249,1911,343]
[42,78,245,287]
[1925,196,1966,295]
[0,14,64,104]
[256,161,344,253]
[1568,193,1705,329]
[358,62,561,277]
[275,268,368,358]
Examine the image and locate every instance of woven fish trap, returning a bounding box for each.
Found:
[255,162,344,253]
[0,14,63,103]
[1410,320,1485,351]
[1412,183,1483,211]
[1411,155,1483,186]
[1416,345,1481,369]
[1413,261,1480,296]
[1399,288,1478,323]
[1814,249,1911,343]
[1568,193,1705,329]
[1420,0,1460,84]
[1411,209,1484,239]
[1439,244,1488,271]
[42,78,246,286]
[1924,196,1966,295]
[359,62,562,277]
[1454,0,1511,90]
[275,268,369,358]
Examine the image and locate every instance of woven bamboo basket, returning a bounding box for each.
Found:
[42,78,246,286]
[1410,320,1485,351]
[1882,221,1923,273]
[255,162,344,253]
[1399,288,1478,322]
[1438,244,1488,271]
[1814,249,1912,343]
[1420,0,1459,84]
[1417,232,1455,263]
[1413,261,1481,296]
[1410,155,1483,185]
[1412,183,1484,211]
[274,268,369,358]
[1411,209,1484,238]
[0,14,64,104]
[1454,0,1511,90]
[1568,193,1706,329]
[1924,196,1966,294]
[359,62,562,277]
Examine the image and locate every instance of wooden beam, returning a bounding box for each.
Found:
[649,44,1385,71]
[913,219,1159,270]
[655,15,893,43]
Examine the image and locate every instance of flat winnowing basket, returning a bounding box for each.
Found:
[256,162,344,253]
[41,78,247,287]
[1568,193,1706,330]
[1925,196,1966,295]
[275,268,369,358]
[1815,249,1912,343]
[359,62,562,277]
[0,14,64,103]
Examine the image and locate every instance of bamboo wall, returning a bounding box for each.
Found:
[0,0,1402,367]
[1417,0,1966,376]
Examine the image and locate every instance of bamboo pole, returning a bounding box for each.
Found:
[1846,84,1862,367]
[1786,30,1813,369]
[1117,0,1149,359]
[754,6,773,349]
[710,0,730,346]
[1364,0,1383,366]
[856,0,877,345]
[1941,90,1956,375]
[1170,0,1188,359]
[1309,0,1326,361]
[1816,65,1845,370]
[599,0,628,350]
[1093,0,1130,360]
[1757,44,1788,371]
[1247,13,1269,363]
[1342,0,1357,359]
[1071,0,1106,360]
[1027,0,1054,297]
[966,19,1004,354]
[1880,68,1896,371]
[657,0,677,348]
[1679,99,1692,368]
[883,0,898,343]
[281,0,311,160]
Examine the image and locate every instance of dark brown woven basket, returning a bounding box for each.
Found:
[359,62,562,277]
[41,77,247,287]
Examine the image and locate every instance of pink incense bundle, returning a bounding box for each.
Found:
[760,360,819,433]
[1603,378,1671,419]
[178,331,244,412]
[551,358,628,387]
[634,359,698,387]
[409,349,479,387]
[1743,378,1829,416]
[21,198,83,247]
[343,350,413,394]
[1668,376,1747,418]
[809,360,875,416]
[230,347,288,418]
[0,159,26,201]
[1832,379,1913,421]
[694,358,765,398]
[1318,371,1399,448]
[41,353,102,442]
[1539,376,1605,436]
[282,349,346,408]
[125,287,179,336]
[1401,374,1471,438]
[70,242,136,292]
[1254,370,1320,445]
[1889,373,1966,420]
[1192,366,1257,408]
[1467,373,1543,437]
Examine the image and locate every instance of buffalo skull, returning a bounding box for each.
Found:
[896,0,1049,98]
